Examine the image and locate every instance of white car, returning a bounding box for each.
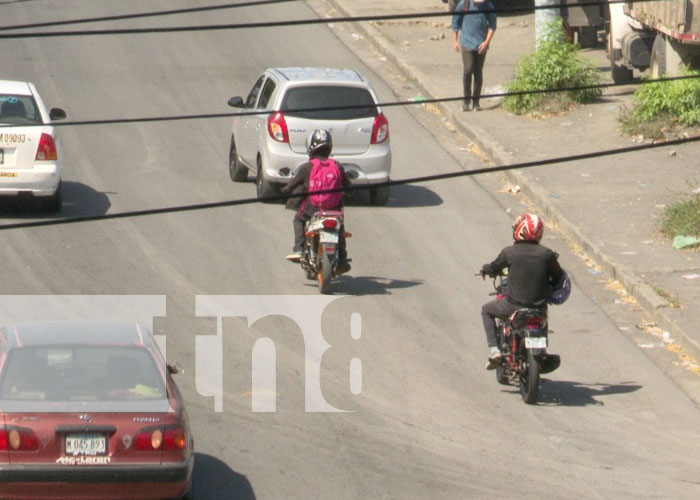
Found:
[0,80,66,212]
[227,67,392,205]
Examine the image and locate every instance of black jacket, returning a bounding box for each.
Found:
[482,241,564,307]
[282,158,352,211]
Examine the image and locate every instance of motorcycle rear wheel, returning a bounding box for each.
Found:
[519,349,540,404]
[317,252,333,294]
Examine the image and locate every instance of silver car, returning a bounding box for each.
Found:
[227,67,392,205]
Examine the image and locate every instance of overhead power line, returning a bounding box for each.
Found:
[0,0,299,32]
[0,0,640,38]
[1,74,697,129]
[0,132,697,232]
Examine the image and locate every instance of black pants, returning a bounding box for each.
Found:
[481,297,521,348]
[293,203,347,259]
[461,47,486,106]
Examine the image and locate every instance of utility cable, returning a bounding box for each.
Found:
[1,74,697,129]
[0,132,697,232]
[0,0,649,38]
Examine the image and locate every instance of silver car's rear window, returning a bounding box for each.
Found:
[281,86,378,120]
[0,94,41,125]
[0,345,167,402]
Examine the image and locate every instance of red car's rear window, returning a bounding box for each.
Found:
[0,346,166,402]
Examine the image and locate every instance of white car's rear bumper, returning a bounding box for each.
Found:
[0,162,60,196]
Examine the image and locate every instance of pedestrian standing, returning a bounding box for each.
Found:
[451,0,497,111]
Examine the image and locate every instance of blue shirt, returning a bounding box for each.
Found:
[451,0,497,51]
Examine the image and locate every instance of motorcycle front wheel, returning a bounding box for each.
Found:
[317,252,333,294]
[519,349,540,404]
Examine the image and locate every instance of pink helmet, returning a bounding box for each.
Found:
[513,213,544,241]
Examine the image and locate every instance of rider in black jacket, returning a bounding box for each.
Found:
[480,213,564,369]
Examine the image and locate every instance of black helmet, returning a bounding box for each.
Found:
[307,129,332,158]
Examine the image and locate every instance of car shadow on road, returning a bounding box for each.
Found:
[532,380,643,406]
[316,276,424,296]
[0,181,111,219]
[347,184,443,208]
[191,453,256,500]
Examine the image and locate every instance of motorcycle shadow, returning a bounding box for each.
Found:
[513,380,643,407]
[302,276,424,296]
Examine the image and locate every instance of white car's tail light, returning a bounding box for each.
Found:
[371,113,389,144]
[35,133,58,161]
[267,112,289,143]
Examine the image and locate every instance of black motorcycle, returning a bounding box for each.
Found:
[487,274,560,404]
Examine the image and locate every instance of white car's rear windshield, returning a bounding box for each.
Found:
[0,345,167,402]
[281,86,378,120]
[0,94,42,125]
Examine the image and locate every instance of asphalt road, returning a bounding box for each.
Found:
[1,1,699,498]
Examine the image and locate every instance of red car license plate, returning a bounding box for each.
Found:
[65,434,107,455]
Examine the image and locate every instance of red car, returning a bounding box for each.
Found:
[0,321,193,500]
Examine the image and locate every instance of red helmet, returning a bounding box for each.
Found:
[513,213,544,241]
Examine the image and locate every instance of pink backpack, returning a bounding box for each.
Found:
[308,158,343,209]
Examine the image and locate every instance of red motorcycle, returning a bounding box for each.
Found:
[485,274,560,404]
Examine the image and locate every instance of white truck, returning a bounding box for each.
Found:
[608,0,700,82]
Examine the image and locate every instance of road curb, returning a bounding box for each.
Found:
[314,0,700,363]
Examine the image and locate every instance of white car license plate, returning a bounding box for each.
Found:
[65,434,107,455]
[320,231,338,243]
[525,336,547,349]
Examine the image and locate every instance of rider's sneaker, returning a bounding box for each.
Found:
[285,251,302,262]
[336,259,352,275]
[485,347,502,370]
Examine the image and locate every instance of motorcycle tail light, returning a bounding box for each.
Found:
[322,219,338,230]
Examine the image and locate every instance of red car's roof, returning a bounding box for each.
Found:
[1,321,152,349]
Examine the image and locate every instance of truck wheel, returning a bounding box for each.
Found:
[650,34,667,78]
[607,17,633,84]
[577,27,597,48]
[611,64,634,84]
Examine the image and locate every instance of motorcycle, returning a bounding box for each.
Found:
[300,210,350,294]
[484,273,560,404]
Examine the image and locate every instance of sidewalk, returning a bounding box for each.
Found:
[315,0,700,366]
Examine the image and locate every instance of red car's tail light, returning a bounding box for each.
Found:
[322,218,338,230]
[35,133,58,161]
[371,113,389,144]
[267,112,289,143]
[134,426,186,451]
[163,428,186,450]
[0,427,39,451]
